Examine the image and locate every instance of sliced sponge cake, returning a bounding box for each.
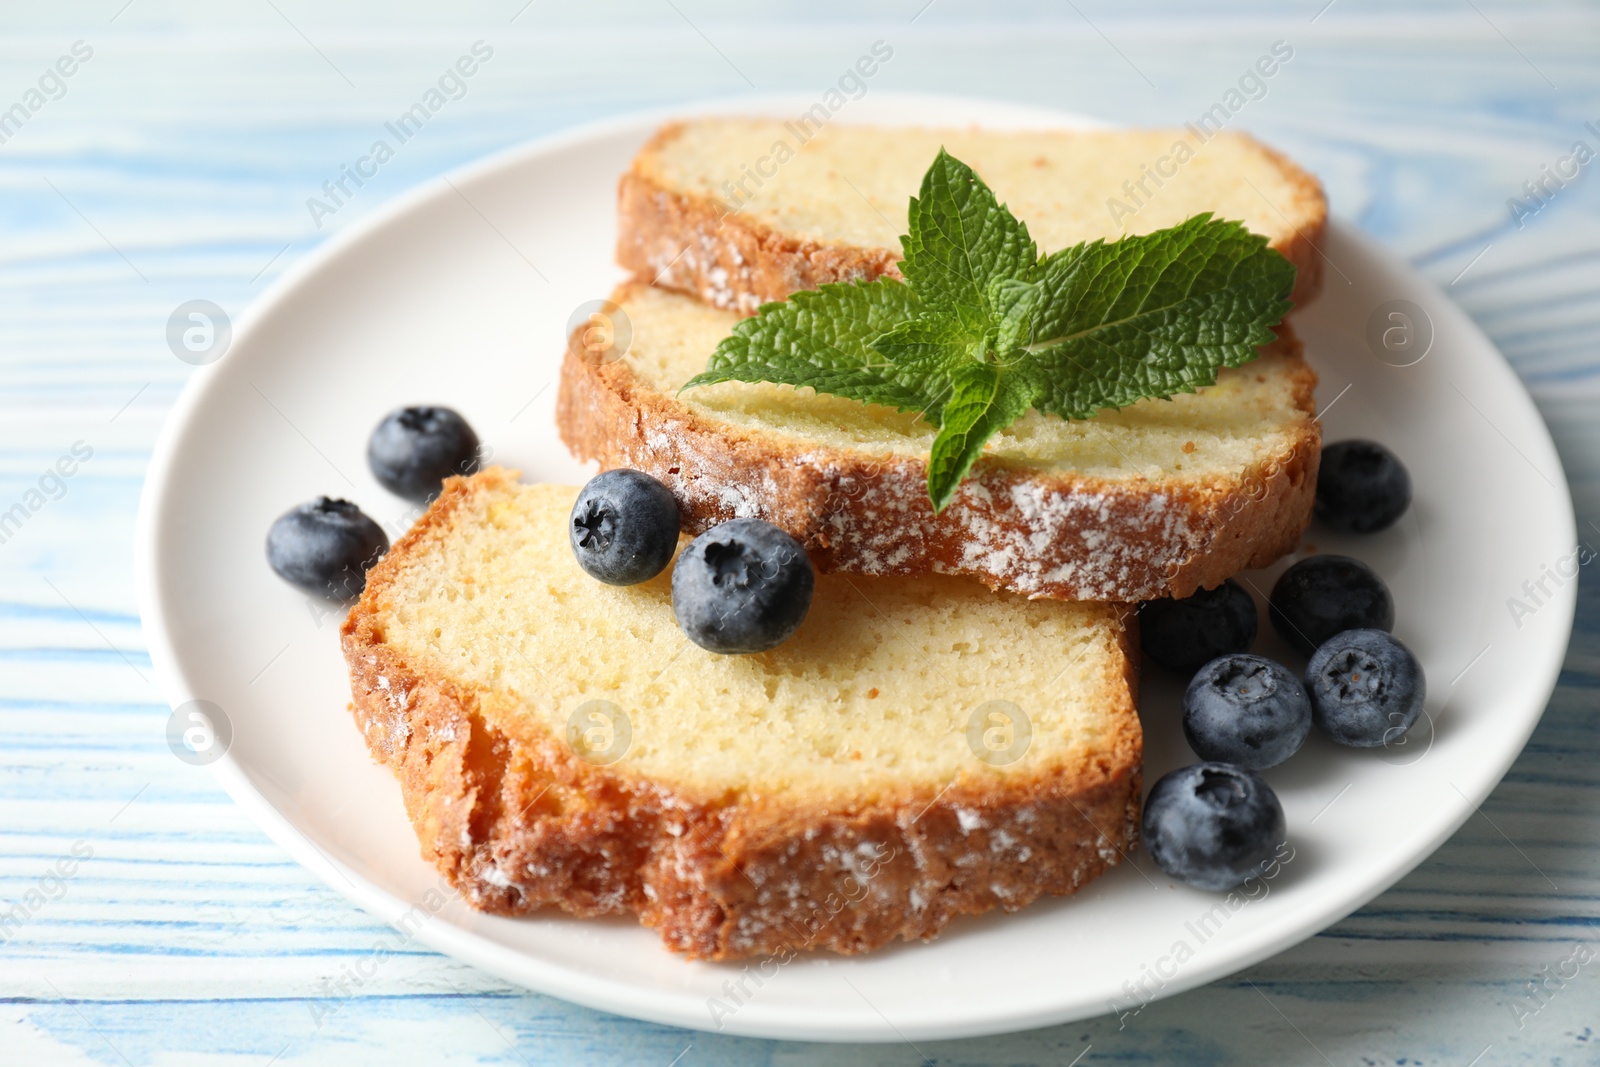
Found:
[342,468,1141,960]
[620,118,1328,312]
[558,282,1319,603]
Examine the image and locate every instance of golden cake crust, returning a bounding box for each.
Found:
[557,284,1320,604]
[341,469,1143,960]
[618,121,1328,313]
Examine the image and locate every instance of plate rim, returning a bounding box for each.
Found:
[134,91,1579,1043]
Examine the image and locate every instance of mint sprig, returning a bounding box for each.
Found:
[683,149,1296,512]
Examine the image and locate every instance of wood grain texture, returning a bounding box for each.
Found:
[2,2,1597,1063]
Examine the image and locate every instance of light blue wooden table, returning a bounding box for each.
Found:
[3,2,1597,1063]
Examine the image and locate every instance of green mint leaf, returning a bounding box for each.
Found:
[681,279,938,415]
[926,363,1037,512]
[989,275,1043,352]
[898,149,1038,335]
[681,151,1295,515]
[1016,214,1295,419]
[867,313,976,392]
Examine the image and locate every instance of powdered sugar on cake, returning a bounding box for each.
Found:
[558,318,1315,603]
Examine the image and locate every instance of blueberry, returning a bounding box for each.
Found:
[1305,629,1426,748]
[1316,439,1411,534]
[569,469,681,585]
[672,518,814,654]
[1269,555,1394,656]
[266,497,388,599]
[368,406,480,501]
[1183,654,1312,769]
[1140,580,1258,673]
[1142,762,1287,891]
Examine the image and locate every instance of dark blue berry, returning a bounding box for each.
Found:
[1305,629,1426,747]
[1270,555,1394,656]
[266,497,388,599]
[1316,439,1411,534]
[1183,654,1312,769]
[368,406,480,501]
[1143,762,1287,891]
[569,469,681,585]
[1140,580,1258,673]
[672,518,814,654]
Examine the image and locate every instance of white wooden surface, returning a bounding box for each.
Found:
[2,2,1597,1063]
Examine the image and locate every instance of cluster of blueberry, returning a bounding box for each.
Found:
[263,417,1418,896]
[1139,439,1419,891]
[568,469,815,654]
[265,406,481,599]
[262,403,819,659]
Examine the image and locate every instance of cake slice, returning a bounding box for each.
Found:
[341,468,1142,960]
[558,282,1318,603]
[620,118,1328,313]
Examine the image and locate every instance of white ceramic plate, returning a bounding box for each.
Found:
[136,94,1577,1042]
